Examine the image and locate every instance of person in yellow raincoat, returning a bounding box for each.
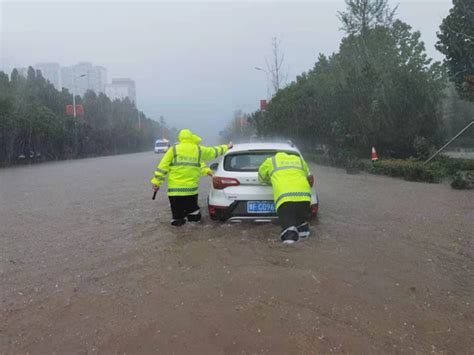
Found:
[258,152,312,244]
[151,129,232,226]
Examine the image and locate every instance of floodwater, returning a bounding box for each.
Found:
[1,151,473,353]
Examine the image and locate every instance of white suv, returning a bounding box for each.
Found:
[207,142,319,222]
[154,139,170,154]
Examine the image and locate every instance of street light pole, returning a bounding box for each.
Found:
[73,89,76,118]
[138,107,141,130]
[72,74,87,118]
[72,74,86,155]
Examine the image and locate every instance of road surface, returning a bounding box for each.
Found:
[1,151,473,354]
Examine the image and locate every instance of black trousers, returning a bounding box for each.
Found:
[168,194,201,225]
[277,201,311,241]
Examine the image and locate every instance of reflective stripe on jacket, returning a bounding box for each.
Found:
[258,152,312,210]
[150,129,227,196]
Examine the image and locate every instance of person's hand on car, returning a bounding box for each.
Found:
[227,142,233,149]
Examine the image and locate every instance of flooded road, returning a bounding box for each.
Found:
[1,151,473,354]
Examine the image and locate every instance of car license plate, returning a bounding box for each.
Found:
[247,201,275,213]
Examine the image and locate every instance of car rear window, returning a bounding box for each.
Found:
[224,151,300,172]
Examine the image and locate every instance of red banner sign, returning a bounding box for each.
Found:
[66,105,84,116]
[75,105,84,116]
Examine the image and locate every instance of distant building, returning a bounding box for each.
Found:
[106,78,136,103]
[61,62,108,95]
[35,62,61,89]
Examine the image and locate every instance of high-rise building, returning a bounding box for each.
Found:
[35,62,60,89]
[61,62,108,96]
[106,78,136,103]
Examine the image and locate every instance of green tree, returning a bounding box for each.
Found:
[252,14,445,159]
[337,0,398,35]
[436,0,474,100]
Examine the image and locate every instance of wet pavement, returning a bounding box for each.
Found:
[1,151,473,354]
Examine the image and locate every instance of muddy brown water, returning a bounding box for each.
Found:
[1,151,473,354]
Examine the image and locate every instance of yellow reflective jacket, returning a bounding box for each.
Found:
[258,152,312,210]
[151,129,227,196]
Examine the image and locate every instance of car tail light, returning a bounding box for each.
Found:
[209,205,217,216]
[212,176,240,189]
[208,205,227,219]
[307,174,314,187]
[311,204,319,217]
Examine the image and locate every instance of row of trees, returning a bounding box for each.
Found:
[0,67,169,165]
[246,0,474,159]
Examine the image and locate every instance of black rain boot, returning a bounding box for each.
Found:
[171,218,186,227]
[297,222,310,240]
[187,209,202,223]
[280,226,299,245]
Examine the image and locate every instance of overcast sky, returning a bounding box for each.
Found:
[1,0,452,143]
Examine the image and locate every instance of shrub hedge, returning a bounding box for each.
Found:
[305,152,474,187]
[435,156,474,175]
[369,159,444,183]
[451,171,474,190]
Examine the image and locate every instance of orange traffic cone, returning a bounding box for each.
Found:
[371,147,378,162]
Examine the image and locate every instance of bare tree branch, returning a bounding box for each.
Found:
[264,37,288,94]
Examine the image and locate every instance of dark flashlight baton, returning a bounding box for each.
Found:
[152,190,158,200]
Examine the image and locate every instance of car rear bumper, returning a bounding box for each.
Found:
[208,200,319,222]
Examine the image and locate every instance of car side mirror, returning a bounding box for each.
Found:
[210,163,218,171]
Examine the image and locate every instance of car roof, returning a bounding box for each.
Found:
[227,142,299,154]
